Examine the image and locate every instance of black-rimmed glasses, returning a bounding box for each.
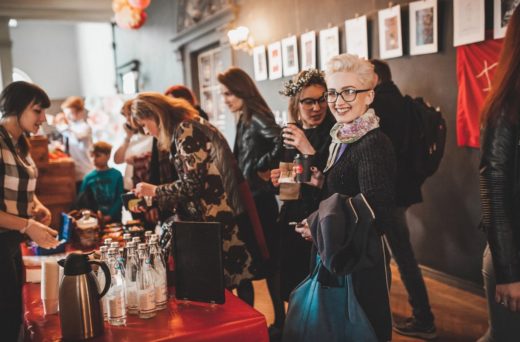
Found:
[299,97,327,109]
[323,88,372,103]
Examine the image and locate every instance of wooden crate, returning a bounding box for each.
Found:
[29,135,49,168]
[35,158,76,229]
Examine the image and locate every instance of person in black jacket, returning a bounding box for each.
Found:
[218,67,282,306]
[370,59,436,339]
[479,5,520,341]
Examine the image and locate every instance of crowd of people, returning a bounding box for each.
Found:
[0,5,518,341]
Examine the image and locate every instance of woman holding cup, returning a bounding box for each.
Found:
[269,69,335,335]
[0,81,59,341]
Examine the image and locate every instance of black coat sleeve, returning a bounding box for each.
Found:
[480,112,520,284]
[252,114,282,172]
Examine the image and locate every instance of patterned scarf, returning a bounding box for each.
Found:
[324,108,379,172]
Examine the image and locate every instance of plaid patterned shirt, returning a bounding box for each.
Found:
[0,126,37,232]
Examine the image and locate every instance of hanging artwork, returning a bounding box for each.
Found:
[300,31,316,70]
[345,15,368,59]
[494,0,520,39]
[268,41,283,80]
[378,5,403,59]
[253,45,268,81]
[410,0,438,55]
[282,36,299,77]
[319,26,339,70]
[453,0,485,47]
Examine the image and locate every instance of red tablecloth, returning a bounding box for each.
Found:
[23,284,268,342]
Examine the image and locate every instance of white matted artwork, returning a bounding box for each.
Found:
[410,0,438,55]
[268,41,283,80]
[300,31,316,70]
[282,36,299,77]
[378,5,403,59]
[453,0,485,46]
[319,26,339,70]
[494,0,520,39]
[345,15,369,59]
[252,45,268,81]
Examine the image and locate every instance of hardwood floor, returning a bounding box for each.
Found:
[250,263,488,341]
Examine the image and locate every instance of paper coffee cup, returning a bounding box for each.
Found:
[41,259,60,315]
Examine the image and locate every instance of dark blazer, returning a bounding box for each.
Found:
[480,110,520,284]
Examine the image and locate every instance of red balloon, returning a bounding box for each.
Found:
[130,10,147,29]
[128,0,151,10]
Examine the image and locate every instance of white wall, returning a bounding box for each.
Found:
[10,20,82,98]
[76,22,116,97]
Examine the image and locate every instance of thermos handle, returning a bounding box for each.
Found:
[89,260,111,299]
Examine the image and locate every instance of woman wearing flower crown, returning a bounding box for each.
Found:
[269,68,335,336]
[291,54,396,341]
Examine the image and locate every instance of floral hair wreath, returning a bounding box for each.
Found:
[279,69,326,97]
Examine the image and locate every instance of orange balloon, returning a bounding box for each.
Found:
[128,0,151,10]
[112,0,129,13]
[114,6,133,29]
[130,10,147,29]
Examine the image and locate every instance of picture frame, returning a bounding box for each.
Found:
[494,0,520,39]
[453,0,485,47]
[252,45,268,81]
[319,26,339,70]
[378,5,403,59]
[345,15,369,59]
[409,0,438,55]
[268,41,283,80]
[281,36,299,77]
[300,31,316,70]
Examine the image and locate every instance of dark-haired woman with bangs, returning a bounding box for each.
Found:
[0,81,59,341]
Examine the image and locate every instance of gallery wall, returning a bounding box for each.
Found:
[113,0,505,286]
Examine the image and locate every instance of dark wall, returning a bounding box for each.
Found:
[115,0,493,285]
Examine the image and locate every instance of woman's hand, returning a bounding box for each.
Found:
[25,220,59,249]
[294,219,312,242]
[270,168,281,187]
[282,125,316,155]
[496,282,520,312]
[32,203,52,226]
[134,182,158,198]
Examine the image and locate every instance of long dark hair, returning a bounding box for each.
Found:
[217,67,273,123]
[0,81,50,156]
[481,5,520,126]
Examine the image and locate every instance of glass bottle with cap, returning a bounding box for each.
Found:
[124,241,140,315]
[148,236,168,309]
[106,247,127,326]
[98,245,109,321]
[137,243,156,318]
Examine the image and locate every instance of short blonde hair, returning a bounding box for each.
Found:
[325,54,376,89]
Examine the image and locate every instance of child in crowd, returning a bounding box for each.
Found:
[79,141,123,223]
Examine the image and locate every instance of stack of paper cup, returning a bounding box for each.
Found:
[41,259,60,315]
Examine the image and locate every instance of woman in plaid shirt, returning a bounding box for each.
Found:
[0,81,59,341]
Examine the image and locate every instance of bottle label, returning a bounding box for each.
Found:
[108,295,125,319]
[155,285,168,304]
[126,289,137,307]
[139,288,156,311]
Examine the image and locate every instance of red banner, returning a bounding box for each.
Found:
[456,38,503,148]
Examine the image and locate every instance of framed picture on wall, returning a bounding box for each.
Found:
[453,0,485,46]
[319,26,339,70]
[345,15,369,59]
[300,31,316,70]
[378,5,403,59]
[410,0,438,55]
[494,0,520,39]
[282,36,299,77]
[253,45,268,81]
[268,41,283,80]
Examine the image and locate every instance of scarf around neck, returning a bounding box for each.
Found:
[324,108,380,172]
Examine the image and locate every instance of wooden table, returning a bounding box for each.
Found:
[23,283,268,342]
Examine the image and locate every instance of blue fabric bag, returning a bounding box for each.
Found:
[282,256,378,342]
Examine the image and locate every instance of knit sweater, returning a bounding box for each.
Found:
[324,128,397,234]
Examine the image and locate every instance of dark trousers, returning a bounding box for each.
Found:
[384,206,434,324]
[0,232,24,342]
